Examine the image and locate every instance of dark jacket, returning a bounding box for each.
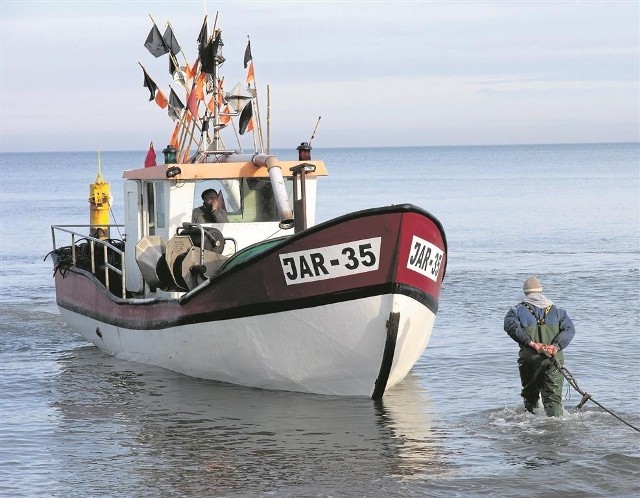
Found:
[191,206,229,223]
[504,303,575,351]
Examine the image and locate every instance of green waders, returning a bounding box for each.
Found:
[518,304,565,417]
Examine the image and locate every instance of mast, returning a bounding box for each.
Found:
[211,30,221,151]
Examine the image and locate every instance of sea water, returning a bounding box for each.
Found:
[1,143,639,497]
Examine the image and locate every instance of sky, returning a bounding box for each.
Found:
[1,0,639,152]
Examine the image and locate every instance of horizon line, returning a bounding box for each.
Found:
[1,140,638,155]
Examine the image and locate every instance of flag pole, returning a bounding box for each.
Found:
[221,101,243,153]
[185,73,203,148]
[231,119,243,153]
[309,116,322,145]
[181,117,199,162]
[266,85,271,154]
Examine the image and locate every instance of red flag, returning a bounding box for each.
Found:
[155,89,168,109]
[246,62,254,84]
[187,88,198,119]
[144,142,156,167]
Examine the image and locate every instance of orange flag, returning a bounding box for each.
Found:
[246,62,254,84]
[155,89,168,109]
[169,122,180,148]
[246,117,254,133]
[195,73,206,100]
[185,62,197,81]
[220,104,231,125]
[207,95,216,113]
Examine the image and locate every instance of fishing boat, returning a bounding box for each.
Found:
[49,14,447,399]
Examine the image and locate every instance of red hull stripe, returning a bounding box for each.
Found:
[55,203,446,332]
[57,279,438,330]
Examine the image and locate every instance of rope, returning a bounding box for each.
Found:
[548,355,640,433]
[109,207,124,239]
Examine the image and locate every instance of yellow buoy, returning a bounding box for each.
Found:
[89,150,111,240]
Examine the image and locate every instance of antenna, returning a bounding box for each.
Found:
[96,149,104,182]
[309,116,321,145]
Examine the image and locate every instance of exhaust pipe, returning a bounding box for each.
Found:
[204,152,295,230]
[254,154,294,229]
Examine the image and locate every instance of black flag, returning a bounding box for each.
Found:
[168,88,185,121]
[163,25,181,56]
[243,40,252,68]
[201,32,221,73]
[142,68,158,101]
[197,16,208,49]
[144,24,169,57]
[239,101,253,135]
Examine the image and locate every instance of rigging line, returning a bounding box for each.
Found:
[109,207,123,239]
[547,355,640,433]
[263,227,284,241]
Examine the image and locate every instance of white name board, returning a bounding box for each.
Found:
[279,237,381,285]
[406,235,444,282]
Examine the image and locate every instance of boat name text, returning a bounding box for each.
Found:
[279,237,381,285]
[406,235,444,282]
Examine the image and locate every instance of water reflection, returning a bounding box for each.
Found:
[52,346,447,496]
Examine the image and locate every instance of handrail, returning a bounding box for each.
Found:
[187,223,238,260]
[51,224,127,299]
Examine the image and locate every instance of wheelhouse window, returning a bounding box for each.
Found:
[145,183,156,235]
[193,178,293,223]
[144,182,166,235]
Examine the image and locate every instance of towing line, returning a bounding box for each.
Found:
[549,355,640,433]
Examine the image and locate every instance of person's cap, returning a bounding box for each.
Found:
[523,277,543,294]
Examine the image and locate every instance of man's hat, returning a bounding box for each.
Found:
[523,277,543,294]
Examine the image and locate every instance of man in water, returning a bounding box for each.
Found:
[192,189,229,223]
[504,277,576,416]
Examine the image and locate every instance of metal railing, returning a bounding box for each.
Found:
[187,223,237,262]
[51,224,126,299]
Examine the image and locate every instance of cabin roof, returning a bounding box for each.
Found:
[123,160,328,180]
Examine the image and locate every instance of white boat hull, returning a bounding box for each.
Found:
[60,293,434,396]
